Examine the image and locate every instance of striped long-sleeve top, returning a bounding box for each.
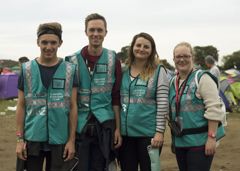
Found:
[156,67,169,133]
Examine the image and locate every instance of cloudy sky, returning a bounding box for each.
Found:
[0,0,239,65]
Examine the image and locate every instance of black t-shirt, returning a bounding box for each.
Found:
[18,59,78,91]
[18,59,78,150]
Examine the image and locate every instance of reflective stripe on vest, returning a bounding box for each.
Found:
[67,49,116,133]
[130,74,156,104]
[169,70,225,147]
[25,61,72,109]
[120,65,161,136]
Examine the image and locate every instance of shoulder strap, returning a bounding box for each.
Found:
[169,75,176,88]
[195,69,202,88]
[195,69,218,89]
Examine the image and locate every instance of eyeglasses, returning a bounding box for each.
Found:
[174,55,192,60]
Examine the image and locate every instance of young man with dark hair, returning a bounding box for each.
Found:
[66,13,122,171]
[16,22,78,171]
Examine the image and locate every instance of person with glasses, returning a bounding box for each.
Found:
[168,42,225,171]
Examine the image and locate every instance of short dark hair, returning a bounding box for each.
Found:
[18,56,29,63]
[85,13,107,31]
[37,22,62,41]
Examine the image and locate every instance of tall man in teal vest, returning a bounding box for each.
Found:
[66,13,122,171]
[15,22,78,171]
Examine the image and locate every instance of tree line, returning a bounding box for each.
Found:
[117,45,240,70]
[1,46,239,71]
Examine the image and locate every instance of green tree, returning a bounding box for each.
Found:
[160,59,175,71]
[116,52,125,62]
[116,46,129,63]
[120,46,129,62]
[117,45,174,71]
[222,50,240,70]
[0,59,18,68]
[193,45,219,68]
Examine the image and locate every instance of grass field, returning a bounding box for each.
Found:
[0,99,17,115]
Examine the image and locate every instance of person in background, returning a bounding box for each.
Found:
[169,42,225,171]
[16,22,78,171]
[17,56,30,75]
[65,13,122,171]
[0,65,3,74]
[18,56,30,64]
[205,55,220,87]
[205,55,227,136]
[119,32,169,171]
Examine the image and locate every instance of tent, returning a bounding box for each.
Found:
[219,90,231,112]
[220,69,240,112]
[0,74,18,99]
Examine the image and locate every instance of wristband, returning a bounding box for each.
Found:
[16,131,23,137]
[208,131,216,138]
[16,137,24,143]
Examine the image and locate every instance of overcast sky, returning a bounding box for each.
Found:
[0,0,239,65]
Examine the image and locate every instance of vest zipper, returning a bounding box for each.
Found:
[46,90,49,143]
[125,76,135,136]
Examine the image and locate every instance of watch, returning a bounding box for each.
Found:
[208,132,216,138]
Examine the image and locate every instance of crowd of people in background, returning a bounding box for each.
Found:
[15,13,225,171]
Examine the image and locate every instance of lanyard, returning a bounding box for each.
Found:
[175,70,193,116]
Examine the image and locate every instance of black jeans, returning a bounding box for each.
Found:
[26,151,51,171]
[119,136,162,171]
[175,146,214,171]
[75,116,115,171]
[75,131,105,171]
[16,142,77,171]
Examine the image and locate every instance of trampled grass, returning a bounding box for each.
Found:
[0,99,17,115]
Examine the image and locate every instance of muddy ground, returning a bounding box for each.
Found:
[0,112,239,171]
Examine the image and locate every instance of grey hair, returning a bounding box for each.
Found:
[205,55,216,65]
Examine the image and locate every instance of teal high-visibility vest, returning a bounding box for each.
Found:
[120,65,161,137]
[169,70,225,147]
[66,48,116,133]
[22,60,76,144]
